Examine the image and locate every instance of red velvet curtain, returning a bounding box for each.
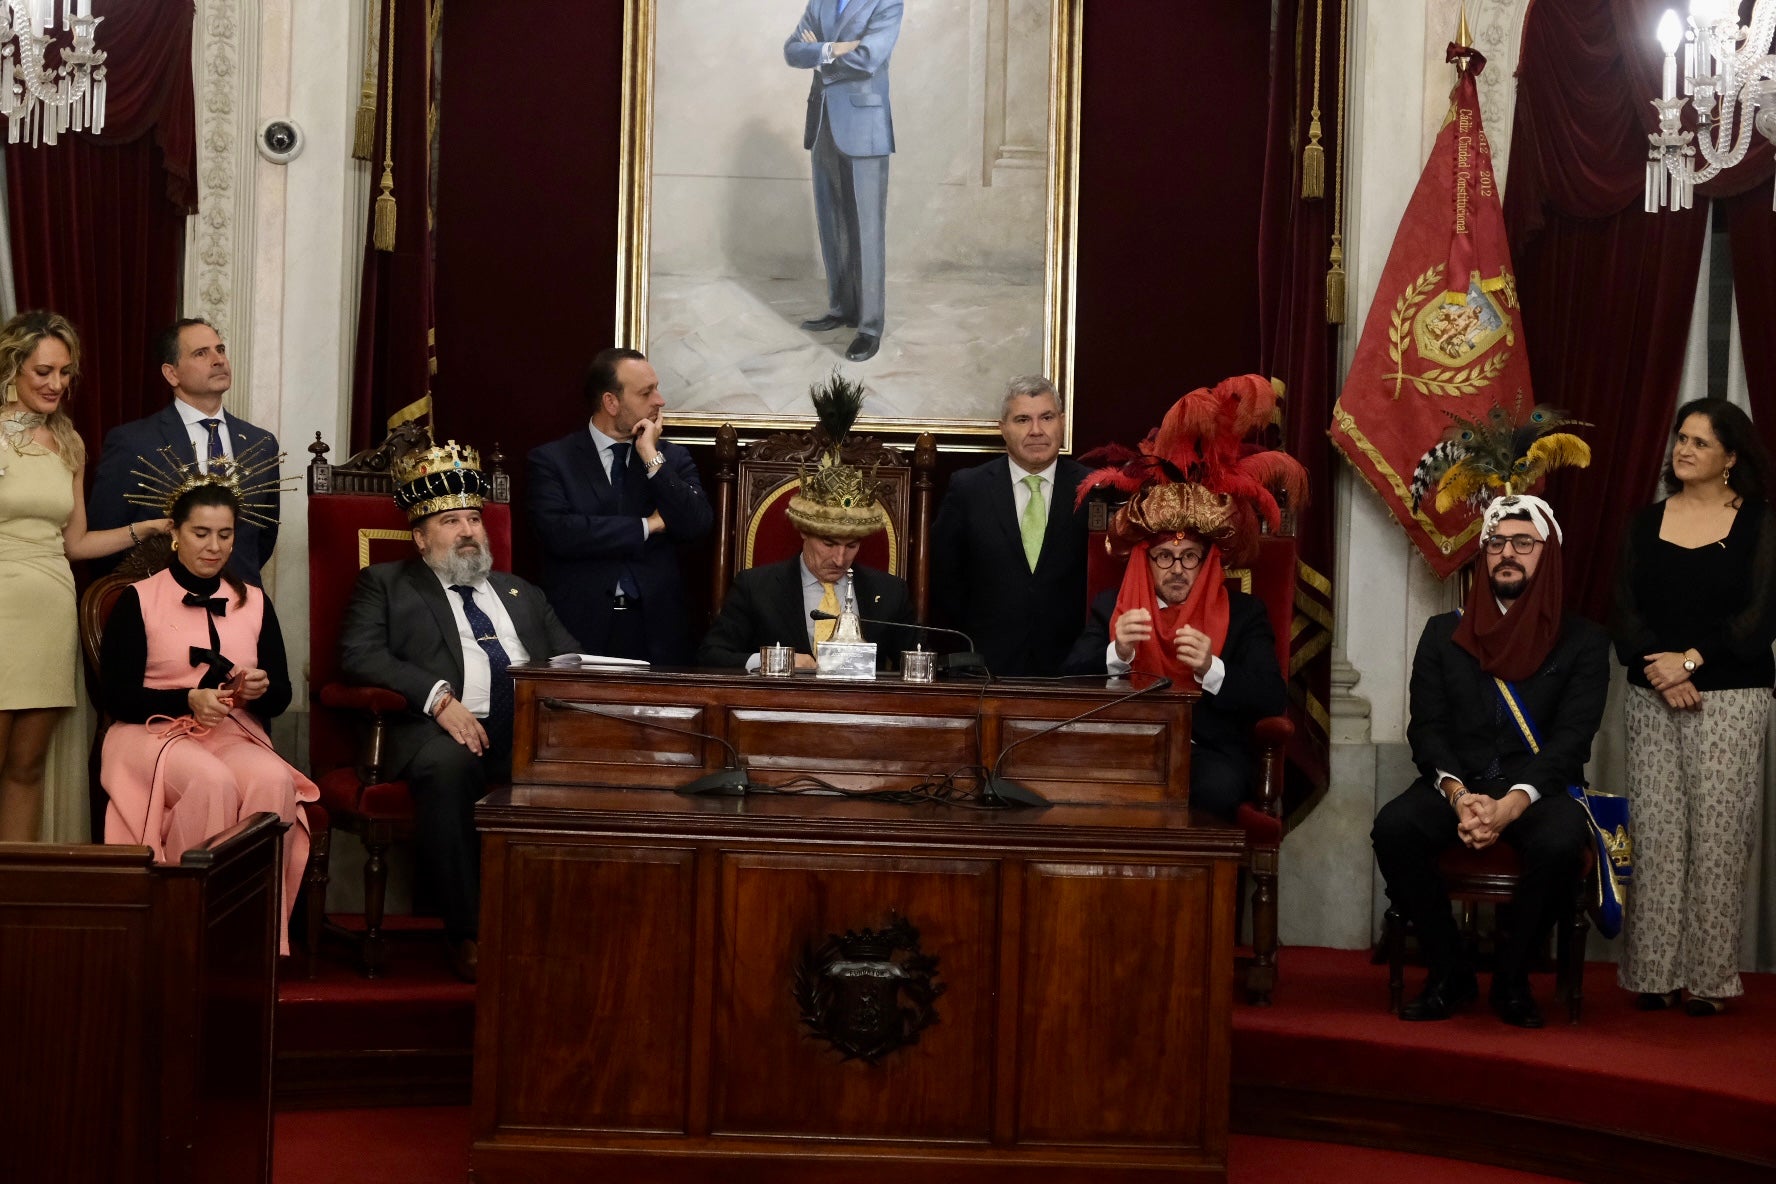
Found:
[5,0,196,459]
[350,0,437,451]
[1257,0,1342,789]
[1505,0,1774,623]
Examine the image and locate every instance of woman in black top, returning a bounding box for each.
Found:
[1613,398,1776,1016]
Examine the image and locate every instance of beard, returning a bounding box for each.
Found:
[1489,564,1528,600]
[427,538,493,586]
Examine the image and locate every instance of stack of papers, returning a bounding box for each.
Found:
[549,653,651,669]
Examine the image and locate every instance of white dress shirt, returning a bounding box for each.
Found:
[1009,456,1058,522]
[742,559,855,672]
[174,397,234,465]
[1105,595,1227,694]
[422,571,531,717]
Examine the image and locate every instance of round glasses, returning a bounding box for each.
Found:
[1150,549,1205,571]
[1482,535,1545,555]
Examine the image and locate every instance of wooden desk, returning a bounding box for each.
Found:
[473,669,1242,1183]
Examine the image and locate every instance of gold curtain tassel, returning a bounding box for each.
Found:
[1302,127,1325,200]
[352,87,377,161]
[1326,236,1346,325]
[374,171,397,251]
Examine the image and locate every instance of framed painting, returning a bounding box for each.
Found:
[616,0,1082,447]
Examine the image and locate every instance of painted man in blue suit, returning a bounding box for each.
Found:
[784,0,904,363]
[528,348,713,665]
[88,318,281,585]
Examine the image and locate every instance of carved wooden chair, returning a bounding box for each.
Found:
[705,423,938,622]
[78,539,331,977]
[1381,843,1594,1024]
[1084,510,1296,1006]
[305,429,513,976]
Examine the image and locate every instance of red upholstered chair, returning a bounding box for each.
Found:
[305,430,512,976]
[79,542,332,978]
[1085,519,1296,1006]
[1381,840,1595,1024]
[705,423,937,622]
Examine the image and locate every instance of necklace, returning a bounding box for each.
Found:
[0,407,46,457]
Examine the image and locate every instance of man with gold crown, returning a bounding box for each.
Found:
[1062,375,1300,820]
[699,375,915,670]
[339,438,579,981]
[1373,488,1608,1029]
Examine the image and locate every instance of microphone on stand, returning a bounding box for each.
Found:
[808,611,989,676]
[541,697,753,796]
[979,675,1176,808]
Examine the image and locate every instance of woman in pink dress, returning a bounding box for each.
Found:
[99,481,316,954]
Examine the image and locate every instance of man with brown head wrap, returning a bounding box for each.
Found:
[1372,494,1609,1028]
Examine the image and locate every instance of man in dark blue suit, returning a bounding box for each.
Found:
[88,318,280,585]
[931,376,1089,677]
[785,0,903,362]
[528,348,713,665]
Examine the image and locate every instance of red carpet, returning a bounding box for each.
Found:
[272,1108,1569,1183]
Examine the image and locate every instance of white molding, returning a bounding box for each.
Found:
[187,0,261,415]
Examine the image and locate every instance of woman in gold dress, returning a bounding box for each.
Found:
[0,311,170,841]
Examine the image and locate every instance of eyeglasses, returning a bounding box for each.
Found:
[1482,535,1545,555]
[1150,549,1205,571]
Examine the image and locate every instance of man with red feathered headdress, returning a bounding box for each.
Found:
[1062,375,1306,820]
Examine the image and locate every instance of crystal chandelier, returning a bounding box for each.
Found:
[1,0,106,147]
[1646,0,1776,210]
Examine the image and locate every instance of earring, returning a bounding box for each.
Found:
[171,538,180,552]
[1724,468,1733,487]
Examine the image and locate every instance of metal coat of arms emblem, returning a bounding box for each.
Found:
[794,915,945,1064]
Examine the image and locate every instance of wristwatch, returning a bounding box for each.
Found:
[1682,655,1697,673]
[643,453,666,472]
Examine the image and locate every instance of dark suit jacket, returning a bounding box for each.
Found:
[698,558,914,670]
[338,557,580,776]
[1407,611,1610,796]
[88,403,280,585]
[929,455,1089,677]
[1063,588,1285,764]
[527,431,713,665]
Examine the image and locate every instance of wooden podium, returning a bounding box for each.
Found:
[472,668,1244,1182]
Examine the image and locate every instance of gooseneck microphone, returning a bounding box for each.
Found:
[541,697,752,796]
[808,610,988,675]
[980,675,1176,808]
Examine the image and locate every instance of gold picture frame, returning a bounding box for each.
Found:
[615,0,1083,449]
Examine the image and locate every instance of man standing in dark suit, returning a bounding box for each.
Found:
[1372,495,1605,1029]
[528,348,712,665]
[784,0,903,362]
[88,318,280,584]
[1063,530,1285,818]
[340,443,579,981]
[931,375,1088,677]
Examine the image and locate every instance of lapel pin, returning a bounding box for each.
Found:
[507,587,519,597]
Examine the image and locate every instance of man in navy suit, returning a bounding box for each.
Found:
[528,348,713,665]
[784,0,904,363]
[930,376,1089,677]
[88,318,280,584]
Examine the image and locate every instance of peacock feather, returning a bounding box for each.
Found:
[1408,395,1591,513]
[808,368,867,448]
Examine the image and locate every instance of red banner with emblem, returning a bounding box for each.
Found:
[1330,47,1533,578]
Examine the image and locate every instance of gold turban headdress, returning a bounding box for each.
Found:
[785,370,889,541]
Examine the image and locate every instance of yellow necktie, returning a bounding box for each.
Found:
[814,581,839,651]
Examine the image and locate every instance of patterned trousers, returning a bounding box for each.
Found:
[1618,684,1769,999]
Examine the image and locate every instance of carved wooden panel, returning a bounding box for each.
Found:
[532,701,709,771]
[710,852,998,1140]
[727,707,977,777]
[998,717,1171,797]
[491,843,698,1132]
[1016,860,1222,1146]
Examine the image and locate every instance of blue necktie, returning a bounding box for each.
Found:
[450,585,513,751]
[200,418,225,472]
[607,442,642,599]
[836,0,849,15]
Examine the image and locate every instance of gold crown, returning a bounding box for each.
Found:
[392,439,488,522]
[125,437,290,527]
[786,452,889,540]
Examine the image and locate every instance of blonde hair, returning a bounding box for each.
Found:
[0,310,85,471]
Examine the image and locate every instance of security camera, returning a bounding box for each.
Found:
[257,119,304,164]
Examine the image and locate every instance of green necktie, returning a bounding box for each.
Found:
[1019,473,1046,571]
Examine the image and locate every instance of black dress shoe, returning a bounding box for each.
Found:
[1636,990,1681,1011]
[799,314,856,332]
[1490,978,1544,1028]
[845,332,880,361]
[1399,968,1478,1021]
[1684,995,1727,1017]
